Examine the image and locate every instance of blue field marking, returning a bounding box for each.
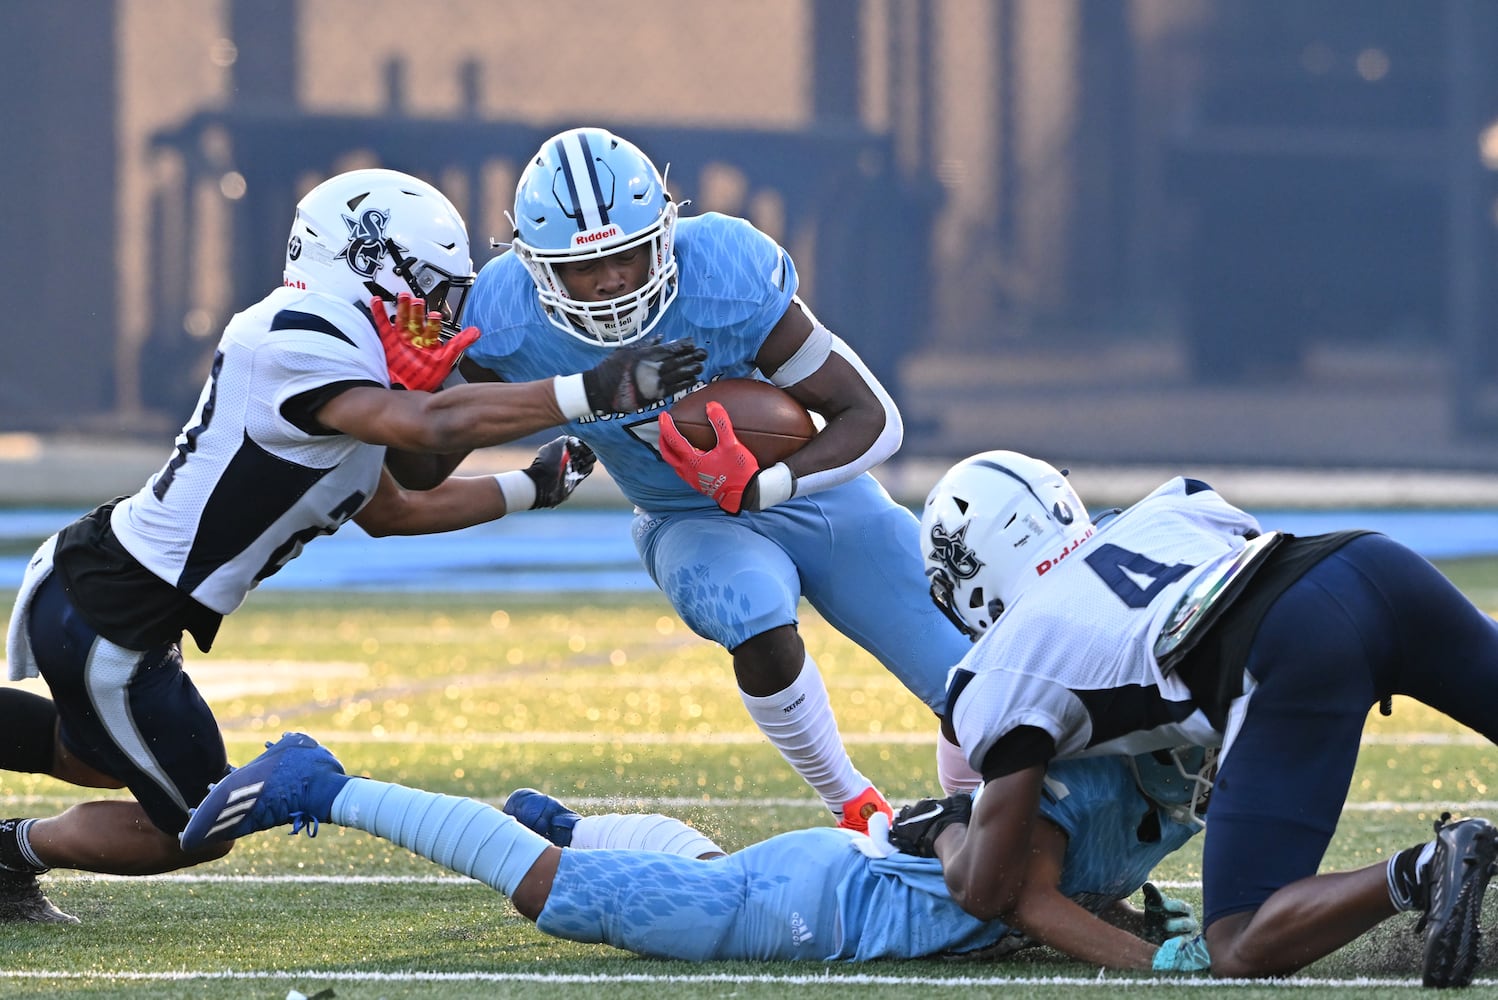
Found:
[1,507,1494,594]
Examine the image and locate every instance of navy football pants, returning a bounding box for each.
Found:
[1202,532,1498,925]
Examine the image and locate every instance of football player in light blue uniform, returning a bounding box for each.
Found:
[180,732,1210,969]
[462,127,980,826]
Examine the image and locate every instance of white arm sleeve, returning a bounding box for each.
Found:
[777,331,903,500]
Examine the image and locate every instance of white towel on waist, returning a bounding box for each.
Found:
[6,533,57,681]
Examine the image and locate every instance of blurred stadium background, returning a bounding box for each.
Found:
[5,0,1498,506]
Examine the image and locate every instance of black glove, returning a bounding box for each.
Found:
[888,793,972,858]
[581,335,707,414]
[522,435,596,509]
[1141,881,1200,944]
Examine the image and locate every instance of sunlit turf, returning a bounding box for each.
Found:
[1,555,1496,998]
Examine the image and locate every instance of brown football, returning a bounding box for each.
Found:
[669,378,816,465]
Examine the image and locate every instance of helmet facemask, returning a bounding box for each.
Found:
[508,127,681,347]
[373,239,475,338]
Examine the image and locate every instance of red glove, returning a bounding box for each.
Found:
[658,401,760,514]
[372,292,479,392]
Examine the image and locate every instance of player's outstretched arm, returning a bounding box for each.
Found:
[354,436,595,536]
[320,332,704,454]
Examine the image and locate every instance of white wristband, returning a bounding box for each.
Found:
[750,462,795,510]
[553,373,592,420]
[493,470,536,512]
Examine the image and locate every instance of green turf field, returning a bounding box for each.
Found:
[2,556,1497,998]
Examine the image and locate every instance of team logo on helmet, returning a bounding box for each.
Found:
[338,207,404,279]
[928,521,984,581]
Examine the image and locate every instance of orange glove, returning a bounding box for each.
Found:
[372,292,479,392]
[658,401,760,514]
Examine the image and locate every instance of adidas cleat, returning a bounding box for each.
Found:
[179,732,349,852]
[837,785,894,835]
[1418,813,1498,988]
[0,869,78,924]
[502,788,581,847]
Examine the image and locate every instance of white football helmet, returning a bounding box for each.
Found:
[284,168,474,334]
[921,450,1093,638]
[508,127,679,347]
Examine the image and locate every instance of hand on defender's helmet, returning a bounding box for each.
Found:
[373,292,478,392]
[888,793,973,858]
[522,435,596,510]
[581,335,706,414]
[657,402,760,515]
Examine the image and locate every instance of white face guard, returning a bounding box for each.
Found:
[511,200,679,347]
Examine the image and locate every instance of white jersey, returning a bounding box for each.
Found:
[949,477,1263,775]
[110,286,389,615]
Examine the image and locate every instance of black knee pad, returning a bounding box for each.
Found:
[0,689,58,774]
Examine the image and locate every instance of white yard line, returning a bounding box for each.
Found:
[0,968,1486,989]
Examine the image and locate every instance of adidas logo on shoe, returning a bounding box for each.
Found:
[201,780,267,840]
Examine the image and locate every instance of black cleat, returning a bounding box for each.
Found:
[1417,813,1497,988]
[0,869,78,924]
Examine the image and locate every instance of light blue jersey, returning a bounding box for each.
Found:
[536,755,1199,961]
[465,212,796,514]
[465,212,965,707]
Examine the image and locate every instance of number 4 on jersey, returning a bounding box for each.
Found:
[1083,543,1193,608]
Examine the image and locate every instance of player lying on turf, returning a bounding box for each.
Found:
[180,732,1210,970]
[917,449,1498,987]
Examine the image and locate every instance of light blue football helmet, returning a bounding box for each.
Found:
[1127,746,1218,829]
[508,127,680,346]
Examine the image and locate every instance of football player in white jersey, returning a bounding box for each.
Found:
[178,731,1211,970]
[0,168,704,923]
[908,450,1498,987]
[461,127,981,834]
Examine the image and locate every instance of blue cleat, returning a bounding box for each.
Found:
[1418,813,1498,988]
[179,732,349,852]
[502,788,581,847]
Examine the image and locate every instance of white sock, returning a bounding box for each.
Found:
[330,778,549,897]
[739,653,867,815]
[936,729,982,794]
[570,813,723,858]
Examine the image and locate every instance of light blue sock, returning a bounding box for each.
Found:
[330,779,549,897]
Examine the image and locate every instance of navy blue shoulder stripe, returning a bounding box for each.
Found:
[270,309,356,346]
[1182,478,1213,495]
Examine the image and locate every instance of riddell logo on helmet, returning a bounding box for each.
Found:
[574,226,621,246]
[1034,525,1094,577]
